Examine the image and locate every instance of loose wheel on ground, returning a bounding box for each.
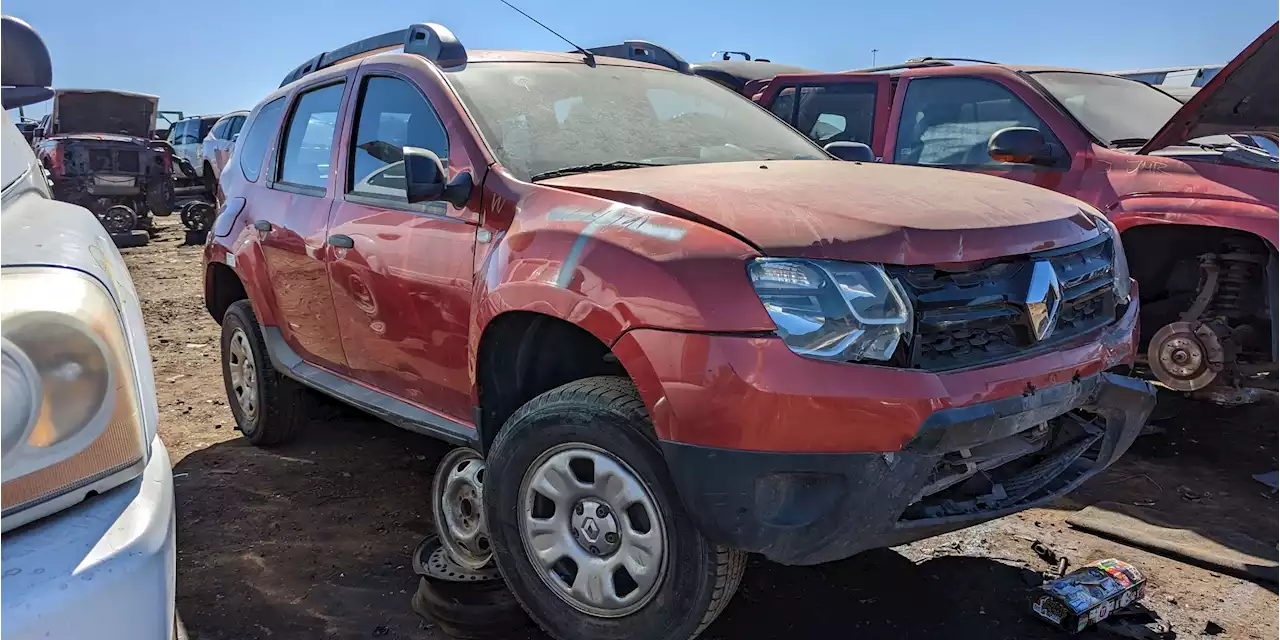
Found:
[220,299,308,445]
[410,534,531,639]
[483,376,746,640]
[433,447,494,570]
[99,204,137,235]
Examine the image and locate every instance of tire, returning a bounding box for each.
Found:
[483,376,746,640]
[411,577,533,639]
[220,300,307,446]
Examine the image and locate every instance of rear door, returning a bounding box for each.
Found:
[755,73,894,158]
[255,80,351,373]
[325,67,478,422]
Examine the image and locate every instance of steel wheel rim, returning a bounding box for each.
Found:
[227,328,258,420]
[433,447,493,570]
[518,442,667,618]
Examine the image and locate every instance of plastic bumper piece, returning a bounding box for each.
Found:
[659,373,1156,566]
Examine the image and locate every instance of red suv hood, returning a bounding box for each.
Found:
[1141,23,1277,154]
[542,161,1100,264]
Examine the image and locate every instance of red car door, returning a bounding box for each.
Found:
[325,66,479,422]
[256,80,351,373]
[882,68,1090,195]
[755,73,894,158]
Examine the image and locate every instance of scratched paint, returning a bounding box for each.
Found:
[548,203,689,288]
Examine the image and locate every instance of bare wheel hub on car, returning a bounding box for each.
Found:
[519,443,667,618]
[1148,321,1223,391]
[227,328,258,420]
[433,447,492,570]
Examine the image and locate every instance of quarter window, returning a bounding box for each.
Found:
[278,83,345,190]
[893,77,1056,167]
[347,76,449,212]
[239,98,286,182]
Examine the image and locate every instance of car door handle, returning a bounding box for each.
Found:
[253,220,272,232]
[327,234,354,249]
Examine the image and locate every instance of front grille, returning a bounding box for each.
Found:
[890,234,1120,371]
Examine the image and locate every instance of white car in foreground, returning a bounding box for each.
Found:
[0,15,177,640]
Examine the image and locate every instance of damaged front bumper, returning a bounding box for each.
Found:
[659,372,1156,566]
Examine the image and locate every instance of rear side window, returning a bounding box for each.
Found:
[239,98,286,182]
[277,83,345,191]
[347,76,448,211]
[893,77,1053,167]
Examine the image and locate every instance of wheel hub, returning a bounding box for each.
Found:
[227,328,258,420]
[433,448,492,570]
[518,443,668,618]
[1147,321,1224,392]
[570,499,621,557]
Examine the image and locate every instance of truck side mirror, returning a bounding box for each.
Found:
[825,141,875,163]
[403,146,472,208]
[1,16,54,109]
[988,127,1059,166]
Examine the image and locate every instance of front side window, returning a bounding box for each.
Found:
[795,84,877,145]
[894,77,1054,167]
[447,62,825,181]
[1030,72,1184,147]
[239,98,286,182]
[211,119,230,140]
[173,120,197,145]
[347,76,449,213]
[277,83,345,190]
[227,115,246,138]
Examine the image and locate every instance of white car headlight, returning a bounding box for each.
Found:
[1095,216,1133,304]
[0,267,148,531]
[748,258,914,362]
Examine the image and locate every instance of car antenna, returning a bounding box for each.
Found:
[497,0,596,66]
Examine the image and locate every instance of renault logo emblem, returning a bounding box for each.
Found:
[1025,261,1062,342]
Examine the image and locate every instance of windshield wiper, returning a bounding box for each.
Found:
[1109,137,1150,148]
[530,161,666,181]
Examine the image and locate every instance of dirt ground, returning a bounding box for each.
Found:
[125,217,1279,640]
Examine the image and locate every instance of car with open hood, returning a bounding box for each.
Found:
[203,23,1155,640]
[33,88,177,244]
[736,23,1278,405]
[0,16,176,640]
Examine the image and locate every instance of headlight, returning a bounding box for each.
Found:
[0,268,148,531]
[1095,216,1132,304]
[748,258,913,362]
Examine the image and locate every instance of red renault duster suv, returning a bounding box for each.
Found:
[203,23,1155,640]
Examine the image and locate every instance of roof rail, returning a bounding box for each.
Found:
[279,23,466,87]
[583,40,689,73]
[846,57,999,74]
[712,51,752,61]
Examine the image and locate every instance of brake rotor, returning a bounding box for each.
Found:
[99,205,137,235]
[1147,321,1224,391]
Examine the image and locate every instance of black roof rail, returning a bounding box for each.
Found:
[583,40,689,73]
[846,57,1000,74]
[712,51,752,61]
[279,23,466,87]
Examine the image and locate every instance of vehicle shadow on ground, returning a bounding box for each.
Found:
[1046,391,1278,566]
[171,410,1068,640]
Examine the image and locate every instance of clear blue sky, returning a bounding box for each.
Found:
[6,0,1276,119]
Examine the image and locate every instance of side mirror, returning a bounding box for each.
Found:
[825,141,875,163]
[403,146,472,208]
[1,16,53,109]
[988,127,1059,166]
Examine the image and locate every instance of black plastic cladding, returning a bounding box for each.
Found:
[278,23,467,88]
[888,233,1120,372]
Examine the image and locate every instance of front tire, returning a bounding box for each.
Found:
[484,376,745,640]
[220,300,307,445]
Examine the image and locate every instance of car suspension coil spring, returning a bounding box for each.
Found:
[1208,241,1264,319]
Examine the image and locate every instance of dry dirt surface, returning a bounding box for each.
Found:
[126,217,1278,640]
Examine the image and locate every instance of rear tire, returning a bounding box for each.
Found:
[411,577,532,639]
[483,376,745,640]
[220,300,307,446]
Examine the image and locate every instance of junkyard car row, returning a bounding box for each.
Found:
[1,11,1276,640]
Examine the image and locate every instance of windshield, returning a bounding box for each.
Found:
[447,62,825,181]
[1030,72,1183,147]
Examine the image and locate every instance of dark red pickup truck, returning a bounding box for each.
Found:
[717,25,1278,404]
